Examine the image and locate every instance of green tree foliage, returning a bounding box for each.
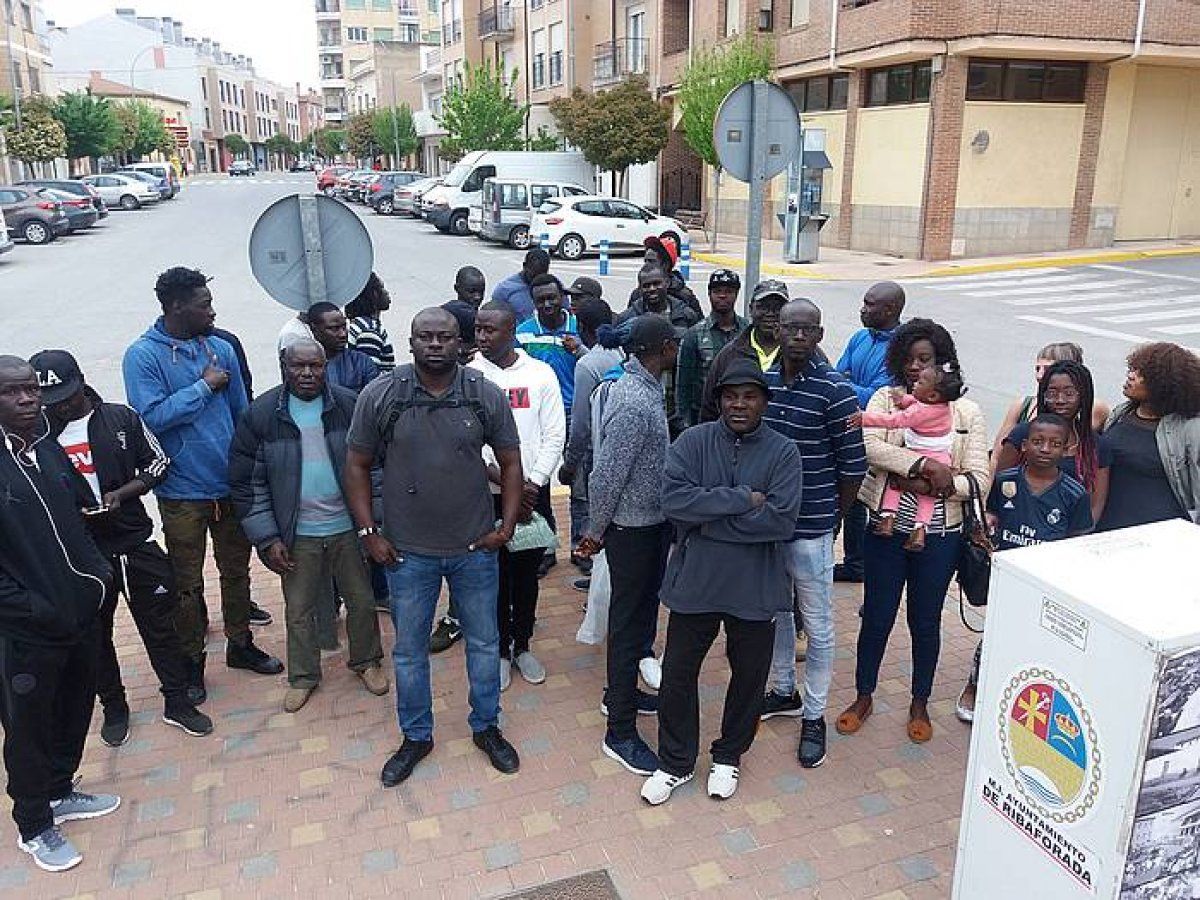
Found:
[313,127,345,159]
[527,126,560,151]
[346,111,380,160]
[678,34,774,168]
[5,95,67,164]
[549,76,667,193]
[437,61,526,161]
[373,104,418,163]
[224,133,250,156]
[111,100,175,158]
[265,133,298,157]
[54,92,120,161]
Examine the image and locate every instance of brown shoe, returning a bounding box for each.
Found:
[283,686,314,713]
[873,515,895,537]
[358,664,390,696]
[835,696,873,735]
[907,699,933,743]
[903,524,927,552]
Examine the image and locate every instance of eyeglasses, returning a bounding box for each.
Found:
[1043,389,1080,401]
[779,323,821,336]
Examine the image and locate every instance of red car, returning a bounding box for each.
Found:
[317,165,352,196]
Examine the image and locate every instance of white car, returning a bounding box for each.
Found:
[81,173,161,211]
[531,195,687,260]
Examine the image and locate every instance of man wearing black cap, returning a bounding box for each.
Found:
[577,313,678,777]
[676,269,748,430]
[564,276,604,305]
[31,351,214,747]
[642,360,802,805]
[699,279,788,423]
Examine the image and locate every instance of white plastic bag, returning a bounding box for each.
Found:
[576,550,610,645]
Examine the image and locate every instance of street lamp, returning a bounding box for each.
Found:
[128,44,160,99]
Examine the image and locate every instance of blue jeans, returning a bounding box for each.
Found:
[386,550,500,741]
[854,528,960,700]
[768,533,835,718]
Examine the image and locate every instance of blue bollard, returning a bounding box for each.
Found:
[599,239,610,276]
[680,235,691,281]
[540,232,550,251]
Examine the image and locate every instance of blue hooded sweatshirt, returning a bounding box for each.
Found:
[123,319,248,500]
[836,326,898,408]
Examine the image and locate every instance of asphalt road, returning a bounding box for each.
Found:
[2,171,1196,436]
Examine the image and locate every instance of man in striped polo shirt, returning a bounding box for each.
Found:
[760,299,867,769]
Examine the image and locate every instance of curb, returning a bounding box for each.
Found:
[694,245,1200,281]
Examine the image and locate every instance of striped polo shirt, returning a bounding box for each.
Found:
[764,357,868,539]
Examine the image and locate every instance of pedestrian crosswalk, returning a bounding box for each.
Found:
[186,177,311,186]
[913,264,1200,352]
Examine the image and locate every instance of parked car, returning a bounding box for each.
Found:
[0,206,14,257]
[476,178,592,249]
[229,160,257,177]
[81,173,162,210]
[317,165,352,195]
[290,160,315,172]
[367,171,425,214]
[117,168,171,200]
[531,195,687,261]
[395,176,441,217]
[121,162,180,198]
[336,170,375,202]
[40,187,100,232]
[0,185,71,244]
[18,178,107,219]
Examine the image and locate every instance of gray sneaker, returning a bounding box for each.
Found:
[18,825,82,872]
[514,651,546,684]
[51,790,121,824]
[499,657,512,692]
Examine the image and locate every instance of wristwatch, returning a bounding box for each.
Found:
[357,526,380,538]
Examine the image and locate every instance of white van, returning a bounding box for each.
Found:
[474,178,592,248]
[422,150,594,235]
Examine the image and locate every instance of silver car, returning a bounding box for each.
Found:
[81,173,161,211]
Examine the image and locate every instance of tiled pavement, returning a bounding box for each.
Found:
[0,502,978,899]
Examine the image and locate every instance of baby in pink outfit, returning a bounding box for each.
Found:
[851,365,965,551]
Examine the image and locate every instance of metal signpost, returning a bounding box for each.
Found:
[713,80,802,306]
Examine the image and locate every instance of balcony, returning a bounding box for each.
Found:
[478,5,514,40]
[397,0,420,17]
[593,38,648,86]
[441,19,463,44]
[315,0,340,19]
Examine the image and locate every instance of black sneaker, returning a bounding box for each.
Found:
[602,730,658,776]
[799,717,827,768]
[381,739,434,787]
[248,602,272,626]
[473,726,520,774]
[226,638,284,675]
[100,705,130,748]
[760,690,804,720]
[536,554,558,579]
[833,564,864,584]
[429,616,462,654]
[572,577,591,593]
[600,688,658,717]
[163,703,214,736]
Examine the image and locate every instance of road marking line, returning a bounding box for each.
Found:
[1101,304,1200,323]
[1093,264,1200,284]
[1152,322,1200,335]
[906,267,1066,284]
[924,274,1090,292]
[1036,288,1195,313]
[1016,316,1158,345]
[962,279,1133,299]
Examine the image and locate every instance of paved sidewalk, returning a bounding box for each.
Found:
[692,234,1200,281]
[0,502,979,899]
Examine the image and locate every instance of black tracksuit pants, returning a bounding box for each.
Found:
[97,541,190,711]
[494,490,553,659]
[656,611,776,777]
[0,626,98,841]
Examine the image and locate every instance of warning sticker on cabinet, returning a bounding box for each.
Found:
[1039,598,1089,652]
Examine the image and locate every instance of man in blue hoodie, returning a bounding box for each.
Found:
[491,248,550,322]
[833,282,904,583]
[123,267,283,705]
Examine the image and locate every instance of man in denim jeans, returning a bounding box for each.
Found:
[344,308,525,788]
[760,300,866,769]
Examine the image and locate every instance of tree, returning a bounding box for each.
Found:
[347,112,382,160]
[373,104,418,166]
[225,133,249,157]
[678,34,774,248]
[111,100,174,159]
[549,77,668,195]
[5,95,67,166]
[527,126,559,151]
[313,127,345,160]
[54,92,120,167]
[437,60,526,161]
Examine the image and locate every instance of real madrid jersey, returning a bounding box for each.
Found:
[986,466,1093,551]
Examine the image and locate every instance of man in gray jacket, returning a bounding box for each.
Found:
[228,339,388,713]
[641,361,802,806]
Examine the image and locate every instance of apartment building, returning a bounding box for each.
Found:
[317,0,440,125]
[297,86,326,140]
[656,0,1200,260]
[347,40,424,115]
[2,0,52,101]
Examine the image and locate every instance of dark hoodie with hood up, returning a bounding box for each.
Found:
[0,415,112,646]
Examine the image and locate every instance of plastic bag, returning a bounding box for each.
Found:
[576,550,610,645]
[505,512,560,553]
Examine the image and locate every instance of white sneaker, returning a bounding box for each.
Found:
[499,658,512,693]
[638,656,662,691]
[707,764,740,800]
[640,768,693,805]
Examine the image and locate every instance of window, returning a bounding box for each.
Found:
[627,10,646,73]
[790,0,809,26]
[786,73,848,112]
[574,200,606,216]
[606,200,645,220]
[864,61,931,106]
[563,185,589,196]
[532,28,546,88]
[344,0,366,8]
[374,27,394,40]
[500,183,528,209]
[371,0,390,7]
[966,59,1086,103]
[724,0,741,37]
[398,23,420,41]
[549,24,564,84]
[347,26,368,42]
[530,184,559,207]
[427,0,438,10]
[201,79,208,99]
[462,165,496,191]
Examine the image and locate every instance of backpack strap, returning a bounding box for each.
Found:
[379,365,491,447]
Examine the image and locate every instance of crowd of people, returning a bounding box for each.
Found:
[2,236,1199,871]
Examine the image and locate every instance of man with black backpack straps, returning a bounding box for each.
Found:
[344,307,525,788]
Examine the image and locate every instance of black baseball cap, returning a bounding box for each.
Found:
[750,279,790,306]
[565,276,603,301]
[29,349,85,406]
[627,314,678,353]
[709,269,741,289]
[716,360,769,395]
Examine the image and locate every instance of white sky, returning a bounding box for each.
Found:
[44,0,319,88]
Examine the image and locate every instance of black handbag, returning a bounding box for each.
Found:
[956,472,993,607]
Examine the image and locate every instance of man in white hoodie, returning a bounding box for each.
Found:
[471,300,566,689]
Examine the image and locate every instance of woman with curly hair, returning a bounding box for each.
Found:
[1097,342,1200,530]
[344,272,395,372]
[836,319,991,744]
